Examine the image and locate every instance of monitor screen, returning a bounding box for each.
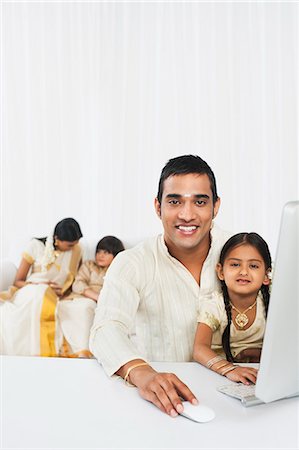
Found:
[255,201,299,403]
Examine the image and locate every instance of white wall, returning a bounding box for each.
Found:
[1,2,298,261]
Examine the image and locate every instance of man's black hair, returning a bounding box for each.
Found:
[157,155,218,204]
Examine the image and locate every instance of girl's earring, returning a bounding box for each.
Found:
[263,275,270,285]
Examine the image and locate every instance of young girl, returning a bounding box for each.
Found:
[193,232,271,385]
[58,235,125,357]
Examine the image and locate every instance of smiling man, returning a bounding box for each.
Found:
[90,155,231,417]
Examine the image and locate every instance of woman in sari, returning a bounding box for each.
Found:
[0,218,83,357]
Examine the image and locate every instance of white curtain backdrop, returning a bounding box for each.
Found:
[1,1,298,262]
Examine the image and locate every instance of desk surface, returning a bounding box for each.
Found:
[1,356,298,449]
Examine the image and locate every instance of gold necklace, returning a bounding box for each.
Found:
[230,300,257,329]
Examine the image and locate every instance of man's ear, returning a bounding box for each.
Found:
[216,263,224,281]
[213,197,221,219]
[154,198,161,218]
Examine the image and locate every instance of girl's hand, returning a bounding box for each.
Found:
[226,366,258,385]
[83,288,99,302]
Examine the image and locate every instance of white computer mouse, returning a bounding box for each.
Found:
[179,401,216,423]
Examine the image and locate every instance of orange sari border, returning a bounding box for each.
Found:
[40,287,58,357]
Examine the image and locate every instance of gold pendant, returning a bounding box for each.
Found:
[235,313,249,329]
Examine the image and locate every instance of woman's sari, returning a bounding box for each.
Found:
[0,239,82,356]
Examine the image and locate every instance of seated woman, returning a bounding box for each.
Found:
[58,236,125,357]
[0,218,83,357]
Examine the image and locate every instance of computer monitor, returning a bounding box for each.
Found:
[255,201,299,403]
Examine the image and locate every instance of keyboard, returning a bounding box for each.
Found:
[217,383,264,407]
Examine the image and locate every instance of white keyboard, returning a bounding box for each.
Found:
[217,383,263,407]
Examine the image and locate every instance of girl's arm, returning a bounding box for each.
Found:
[72,262,99,301]
[13,258,33,288]
[193,323,232,370]
[193,323,258,385]
[72,262,91,294]
[193,323,219,364]
[82,288,98,302]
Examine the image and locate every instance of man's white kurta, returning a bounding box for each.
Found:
[90,224,231,375]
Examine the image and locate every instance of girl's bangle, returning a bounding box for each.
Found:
[221,365,238,376]
[124,362,149,387]
[214,361,231,372]
[206,355,224,369]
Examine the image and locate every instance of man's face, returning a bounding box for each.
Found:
[155,173,220,254]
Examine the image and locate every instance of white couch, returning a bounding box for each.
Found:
[0,235,148,291]
[0,260,18,291]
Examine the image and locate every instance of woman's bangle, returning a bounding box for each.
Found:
[124,362,149,387]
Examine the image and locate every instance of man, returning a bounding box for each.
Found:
[90,155,230,417]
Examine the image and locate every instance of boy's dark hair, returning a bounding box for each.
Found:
[96,236,125,257]
[36,218,83,244]
[157,155,218,204]
[219,232,272,362]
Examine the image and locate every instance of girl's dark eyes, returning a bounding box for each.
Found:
[229,263,260,269]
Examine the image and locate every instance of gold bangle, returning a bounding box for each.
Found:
[214,362,231,372]
[206,356,224,369]
[221,365,238,376]
[124,362,149,387]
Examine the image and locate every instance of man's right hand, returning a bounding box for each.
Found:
[120,361,198,417]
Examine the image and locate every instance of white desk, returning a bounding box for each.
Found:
[1,356,298,449]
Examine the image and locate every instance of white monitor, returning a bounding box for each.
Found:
[255,201,299,403]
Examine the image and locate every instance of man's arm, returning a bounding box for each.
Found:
[90,252,198,416]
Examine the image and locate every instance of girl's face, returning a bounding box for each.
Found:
[95,250,114,268]
[217,244,270,297]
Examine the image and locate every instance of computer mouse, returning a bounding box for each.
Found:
[179,401,216,423]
